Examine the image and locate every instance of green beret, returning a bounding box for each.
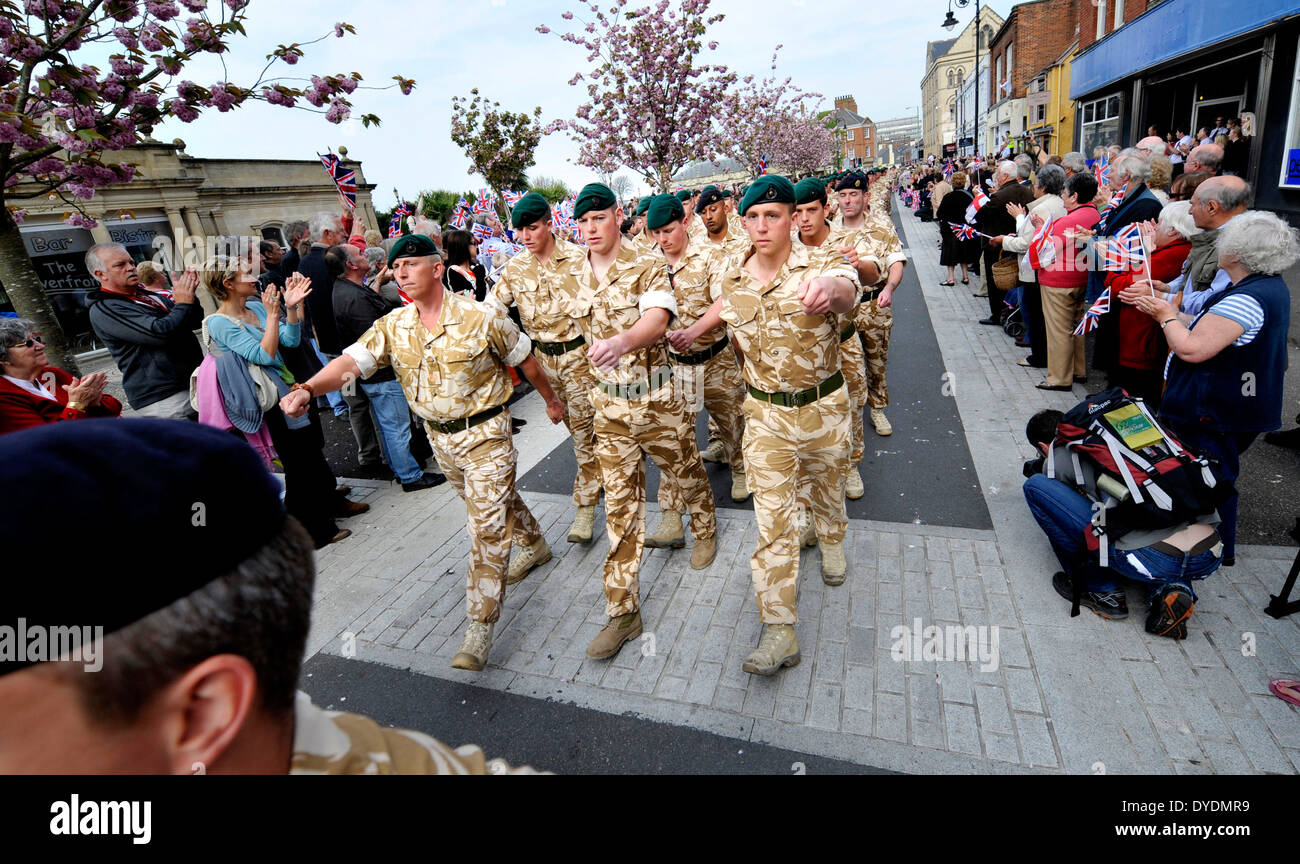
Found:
[675,190,692,203]
[738,175,795,216]
[697,186,724,209]
[510,192,551,229]
[721,189,733,199]
[635,197,651,216]
[793,177,827,206]
[387,233,439,267]
[645,194,685,231]
[835,171,868,192]
[573,182,617,220]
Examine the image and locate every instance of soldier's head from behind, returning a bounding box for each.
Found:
[835,172,869,219]
[646,194,688,258]
[0,420,316,773]
[511,192,555,257]
[739,175,796,258]
[792,177,828,240]
[574,183,623,255]
[387,233,444,300]
[696,187,727,236]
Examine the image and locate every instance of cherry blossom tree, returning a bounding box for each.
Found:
[449,89,542,222]
[0,0,415,372]
[774,112,834,178]
[720,47,822,179]
[538,0,735,192]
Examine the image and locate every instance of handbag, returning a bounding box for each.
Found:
[198,314,280,412]
[991,255,1019,292]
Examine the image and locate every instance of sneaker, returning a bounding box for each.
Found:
[567,505,596,543]
[1052,571,1128,619]
[1145,586,1194,639]
[700,439,727,463]
[870,408,892,436]
[586,612,642,659]
[742,624,800,675]
[731,470,750,503]
[401,471,446,493]
[820,540,847,586]
[506,537,551,584]
[451,621,494,670]
[845,467,865,500]
[645,510,685,549]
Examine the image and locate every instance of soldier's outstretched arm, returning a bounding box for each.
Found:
[587,308,670,370]
[281,354,364,417]
[517,354,567,424]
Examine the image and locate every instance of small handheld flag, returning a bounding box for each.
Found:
[1073,287,1112,335]
[965,187,990,224]
[318,152,357,209]
[1027,214,1057,269]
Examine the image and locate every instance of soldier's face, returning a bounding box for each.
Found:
[518,220,554,255]
[651,218,688,256]
[744,203,794,254]
[839,189,865,218]
[700,201,728,234]
[577,206,622,255]
[793,201,827,238]
[393,255,443,296]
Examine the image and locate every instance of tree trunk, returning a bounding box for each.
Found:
[0,207,80,376]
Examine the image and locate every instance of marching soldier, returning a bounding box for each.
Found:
[697,186,749,257]
[627,197,654,254]
[281,234,568,672]
[570,183,718,661]
[490,192,601,543]
[792,177,882,503]
[713,176,860,676]
[836,171,907,438]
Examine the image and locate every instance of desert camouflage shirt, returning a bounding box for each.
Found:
[572,242,677,388]
[804,223,884,293]
[713,242,859,394]
[704,221,750,259]
[289,692,541,775]
[490,233,586,344]
[344,291,530,424]
[664,238,729,354]
[834,215,907,276]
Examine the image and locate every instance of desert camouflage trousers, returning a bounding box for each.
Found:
[855,298,893,409]
[535,343,601,506]
[427,409,542,624]
[743,387,850,624]
[657,346,746,511]
[593,382,717,617]
[840,323,869,466]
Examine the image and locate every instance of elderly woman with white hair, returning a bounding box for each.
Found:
[1129,210,1298,566]
[1109,201,1200,405]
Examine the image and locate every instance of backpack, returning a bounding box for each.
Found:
[1046,387,1235,613]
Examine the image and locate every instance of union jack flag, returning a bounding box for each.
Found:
[470,222,493,242]
[1093,153,1111,188]
[1100,223,1146,272]
[502,189,525,209]
[471,189,495,214]
[758,155,767,176]
[1074,288,1112,335]
[1027,214,1056,270]
[965,187,989,224]
[1095,191,1125,234]
[450,197,470,229]
[950,222,978,241]
[388,200,412,238]
[318,152,357,209]
[942,161,955,179]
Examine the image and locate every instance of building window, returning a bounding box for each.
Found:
[1007,44,1013,86]
[947,69,955,87]
[1080,92,1122,157]
[260,225,287,247]
[1095,0,1108,40]
[1036,104,1045,123]
[956,67,965,87]
[1113,0,1125,30]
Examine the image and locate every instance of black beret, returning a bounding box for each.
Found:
[793,177,827,206]
[697,187,724,209]
[645,193,685,231]
[573,182,617,220]
[387,233,440,267]
[1,419,286,677]
[738,175,795,215]
[836,172,868,192]
[510,192,551,229]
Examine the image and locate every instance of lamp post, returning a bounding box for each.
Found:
[943,0,980,158]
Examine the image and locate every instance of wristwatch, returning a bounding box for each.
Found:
[1160,318,1177,330]
[290,382,315,397]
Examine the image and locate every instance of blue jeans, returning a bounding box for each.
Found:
[307,338,347,413]
[360,378,423,483]
[1162,424,1256,560]
[1023,474,1221,603]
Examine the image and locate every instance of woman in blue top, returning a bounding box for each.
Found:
[205,261,348,547]
[1126,210,1297,565]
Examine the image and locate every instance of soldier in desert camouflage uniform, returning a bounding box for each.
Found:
[714,176,860,676]
[283,234,568,673]
[570,183,719,661]
[792,177,882,506]
[490,192,601,544]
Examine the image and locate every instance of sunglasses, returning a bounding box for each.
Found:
[19,335,44,349]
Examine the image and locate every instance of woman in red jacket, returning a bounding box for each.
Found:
[0,318,121,435]
[1034,172,1101,390]
[1104,201,1197,407]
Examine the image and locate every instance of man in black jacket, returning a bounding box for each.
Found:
[327,244,443,492]
[85,243,202,419]
[976,161,1034,324]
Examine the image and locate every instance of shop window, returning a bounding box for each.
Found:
[1080,92,1122,156]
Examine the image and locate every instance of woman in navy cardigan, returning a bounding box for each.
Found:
[1126,210,1297,565]
[1,318,121,436]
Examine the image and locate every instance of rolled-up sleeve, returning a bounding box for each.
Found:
[486,306,532,367]
[638,264,678,316]
[344,320,392,380]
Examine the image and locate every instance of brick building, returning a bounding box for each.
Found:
[986,0,1081,155]
[825,96,876,168]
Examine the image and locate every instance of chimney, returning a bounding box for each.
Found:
[834,95,858,114]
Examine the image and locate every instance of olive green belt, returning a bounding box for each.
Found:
[534,335,586,356]
[428,404,504,435]
[748,370,844,408]
[597,364,674,399]
[670,335,730,366]
[839,322,856,342]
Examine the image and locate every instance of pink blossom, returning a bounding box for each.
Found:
[113,27,139,50]
[9,209,26,224]
[209,83,238,111]
[225,0,249,9]
[168,98,199,122]
[281,50,299,65]
[325,99,350,124]
[106,0,139,22]
[179,0,206,10]
[145,0,180,21]
[263,86,295,107]
[333,22,346,37]
[66,212,99,228]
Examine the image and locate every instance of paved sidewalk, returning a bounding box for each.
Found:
[303,206,1300,774]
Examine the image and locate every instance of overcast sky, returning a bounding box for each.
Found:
[153,0,1010,209]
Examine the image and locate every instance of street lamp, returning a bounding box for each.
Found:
[942,0,981,158]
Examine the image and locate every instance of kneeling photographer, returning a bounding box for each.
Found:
[1021,389,1234,639]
